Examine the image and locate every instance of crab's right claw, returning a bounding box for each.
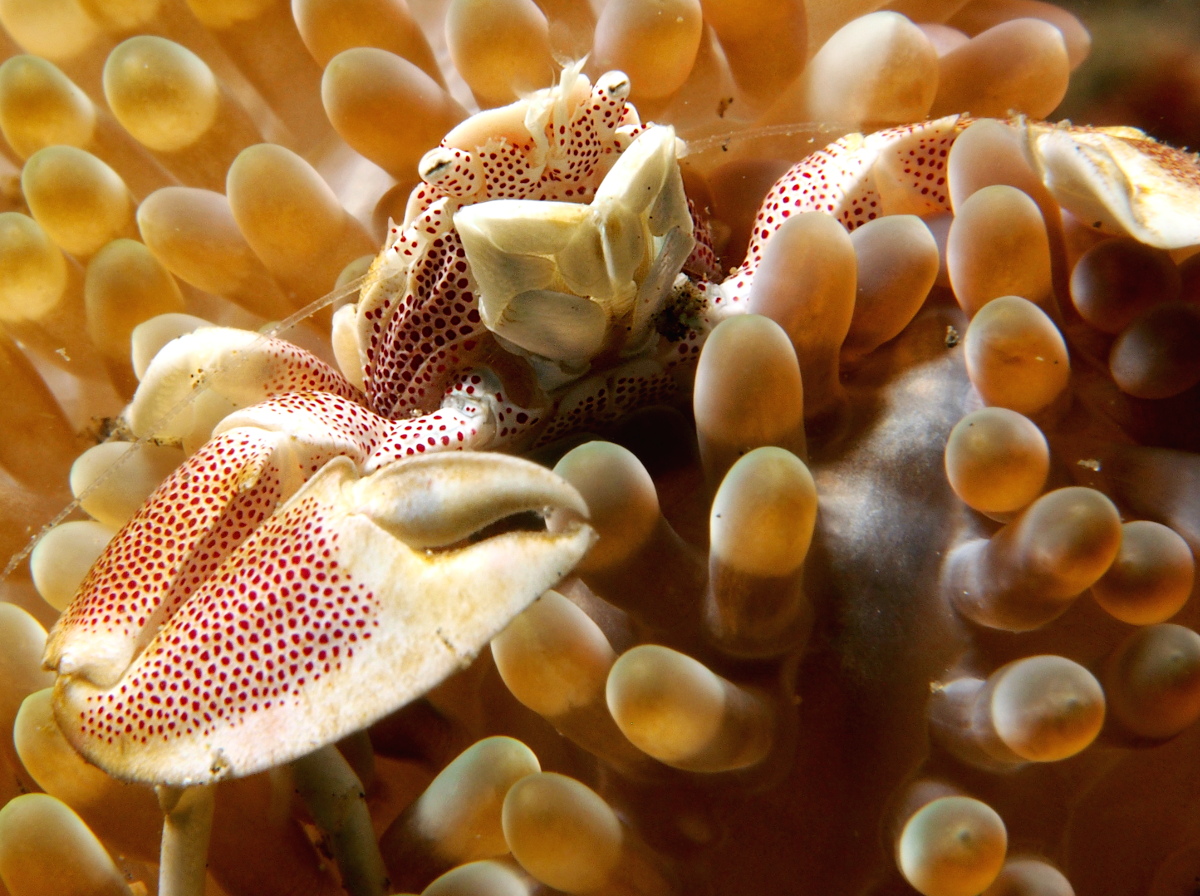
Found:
[50,452,595,787]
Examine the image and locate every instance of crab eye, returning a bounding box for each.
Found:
[596,70,631,102]
[419,149,457,182]
[417,146,484,200]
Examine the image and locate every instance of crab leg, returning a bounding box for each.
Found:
[128,326,364,453]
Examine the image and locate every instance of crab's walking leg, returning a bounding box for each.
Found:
[129,326,364,453]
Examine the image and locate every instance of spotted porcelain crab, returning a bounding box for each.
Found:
[44,61,1200,787]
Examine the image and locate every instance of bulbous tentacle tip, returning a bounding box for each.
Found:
[49,452,594,787]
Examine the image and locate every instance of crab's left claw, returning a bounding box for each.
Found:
[49,452,595,787]
[1024,122,1200,249]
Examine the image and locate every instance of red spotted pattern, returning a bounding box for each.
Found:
[50,383,491,676]
[373,405,488,461]
[76,496,376,746]
[361,223,487,420]
[537,362,678,446]
[218,388,490,466]
[420,147,484,200]
[54,396,374,666]
[252,337,363,400]
[720,119,968,309]
[58,434,286,648]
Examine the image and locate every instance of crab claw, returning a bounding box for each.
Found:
[49,452,594,786]
[45,390,380,693]
[1023,121,1200,250]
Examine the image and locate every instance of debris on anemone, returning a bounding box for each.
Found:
[0,2,1198,896]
